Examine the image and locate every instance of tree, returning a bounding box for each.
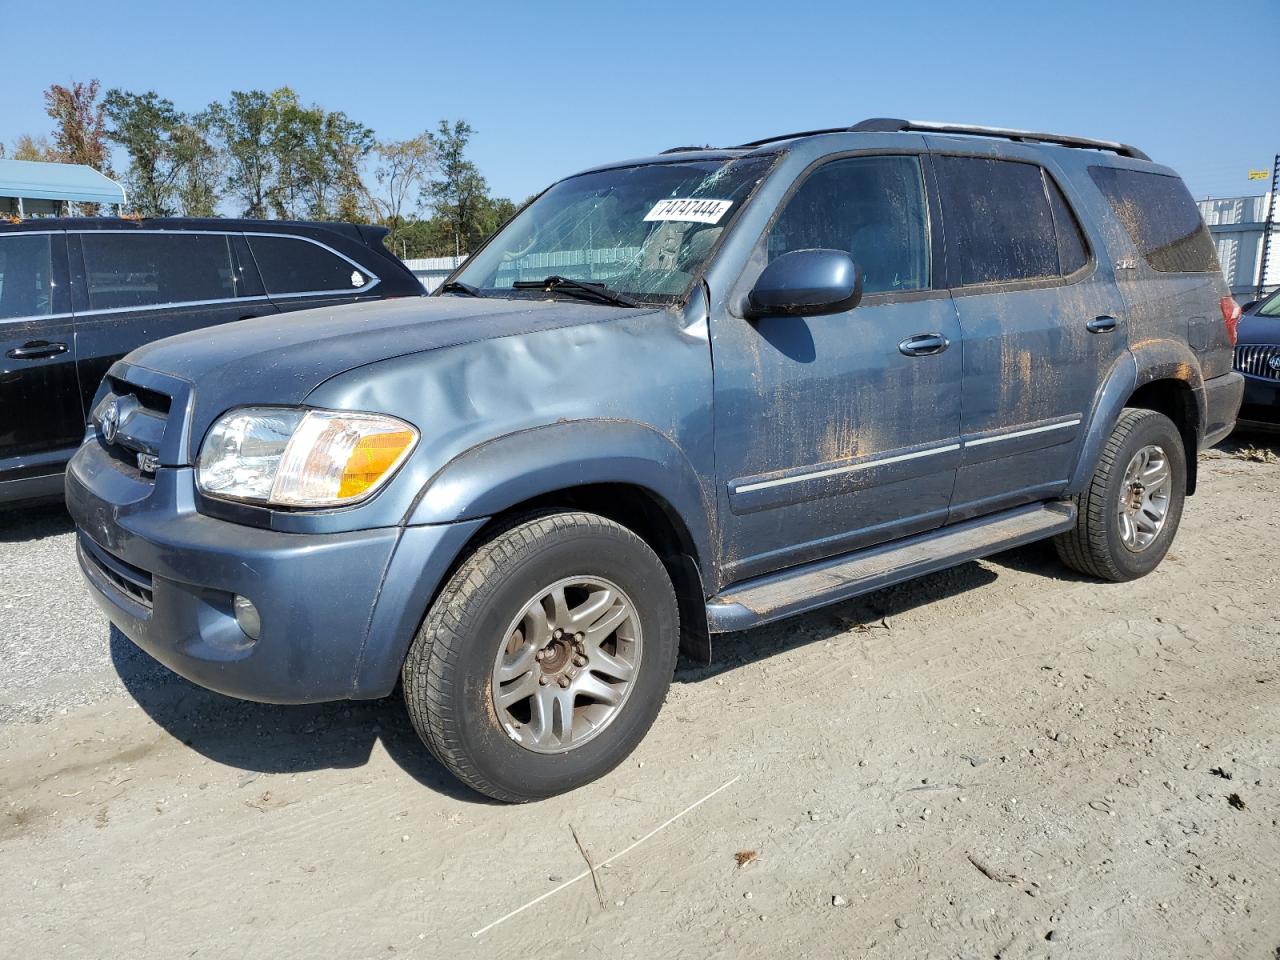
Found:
[43,80,111,173]
[9,135,55,161]
[210,89,281,218]
[365,132,436,253]
[211,88,373,221]
[425,120,491,255]
[172,113,222,217]
[104,89,188,216]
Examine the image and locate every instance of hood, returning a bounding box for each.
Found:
[121,295,655,450]
[1238,310,1280,346]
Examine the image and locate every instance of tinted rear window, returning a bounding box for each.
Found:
[1088,167,1219,273]
[0,234,53,320]
[247,235,372,296]
[934,157,1061,285]
[81,233,238,311]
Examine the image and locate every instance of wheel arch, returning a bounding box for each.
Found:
[1071,342,1205,496]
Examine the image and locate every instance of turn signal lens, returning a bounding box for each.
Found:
[339,430,418,498]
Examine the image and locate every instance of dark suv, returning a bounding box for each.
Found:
[0,218,422,504]
[66,119,1243,801]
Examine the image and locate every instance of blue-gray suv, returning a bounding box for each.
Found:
[66,119,1245,801]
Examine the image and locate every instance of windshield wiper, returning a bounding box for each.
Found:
[511,275,637,308]
[438,280,483,297]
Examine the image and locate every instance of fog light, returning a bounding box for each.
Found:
[233,595,261,640]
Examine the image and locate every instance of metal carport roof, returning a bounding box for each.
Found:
[0,158,126,205]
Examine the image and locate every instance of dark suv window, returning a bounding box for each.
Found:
[766,155,931,295]
[247,235,371,296]
[935,157,1086,286]
[81,233,238,311]
[1088,167,1219,273]
[0,234,53,320]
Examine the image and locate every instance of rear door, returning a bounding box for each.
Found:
[932,153,1130,521]
[244,233,383,314]
[0,230,81,487]
[70,230,278,413]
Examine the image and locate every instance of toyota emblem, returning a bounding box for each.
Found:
[100,400,120,444]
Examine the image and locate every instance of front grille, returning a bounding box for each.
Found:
[94,377,174,479]
[78,534,154,609]
[1235,344,1280,381]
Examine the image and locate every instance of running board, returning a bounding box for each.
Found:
[705,501,1076,633]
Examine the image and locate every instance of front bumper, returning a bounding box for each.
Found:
[1237,372,1280,428]
[66,441,484,704]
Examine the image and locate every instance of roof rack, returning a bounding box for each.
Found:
[734,118,1151,162]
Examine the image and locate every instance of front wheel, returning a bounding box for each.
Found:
[402,512,679,802]
[1054,408,1187,581]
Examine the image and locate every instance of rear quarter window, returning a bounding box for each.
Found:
[247,235,373,296]
[1088,167,1219,273]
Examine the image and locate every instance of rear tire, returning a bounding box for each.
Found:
[1054,408,1186,581]
[402,511,679,802]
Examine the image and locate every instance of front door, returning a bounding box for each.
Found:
[711,154,963,584]
[930,154,1130,521]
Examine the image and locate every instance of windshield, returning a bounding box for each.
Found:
[1258,291,1280,318]
[451,155,775,304]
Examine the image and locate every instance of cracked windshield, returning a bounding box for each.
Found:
[453,156,775,303]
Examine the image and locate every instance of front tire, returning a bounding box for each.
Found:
[1054,408,1186,581]
[402,511,679,802]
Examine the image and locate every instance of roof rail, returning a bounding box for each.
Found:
[734,119,1151,162]
[849,118,1151,161]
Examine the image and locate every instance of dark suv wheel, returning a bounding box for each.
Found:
[402,511,679,802]
[1054,408,1186,581]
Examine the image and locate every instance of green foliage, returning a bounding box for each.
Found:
[29,79,518,256]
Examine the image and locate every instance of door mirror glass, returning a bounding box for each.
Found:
[745,248,862,319]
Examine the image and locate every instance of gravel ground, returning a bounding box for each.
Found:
[1,437,1277,959]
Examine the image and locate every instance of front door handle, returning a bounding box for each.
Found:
[7,340,68,360]
[1086,315,1119,333]
[898,333,950,357]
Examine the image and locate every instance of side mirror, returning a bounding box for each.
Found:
[744,249,862,319]
[1240,300,1260,314]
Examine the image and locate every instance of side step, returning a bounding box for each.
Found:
[705,501,1076,633]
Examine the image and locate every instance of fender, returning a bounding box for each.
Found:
[406,418,717,582]
[1069,339,1205,494]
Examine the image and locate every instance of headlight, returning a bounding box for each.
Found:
[196,407,418,508]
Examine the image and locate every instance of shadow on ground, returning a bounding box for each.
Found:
[0,501,73,543]
[108,626,496,804]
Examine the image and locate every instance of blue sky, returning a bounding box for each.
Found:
[1,0,1273,205]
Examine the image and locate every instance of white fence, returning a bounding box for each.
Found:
[404,255,467,293]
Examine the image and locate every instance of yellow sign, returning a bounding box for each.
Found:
[1248,169,1270,181]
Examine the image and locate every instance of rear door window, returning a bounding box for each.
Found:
[766,155,931,295]
[246,235,373,297]
[934,156,1062,285]
[1088,167,1219,273]
[0,234,53,320]
[81,233,238,311]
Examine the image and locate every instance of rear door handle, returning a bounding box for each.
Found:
[1086,315,1119,333]
[7,340,68,360]
[898,333,950,357]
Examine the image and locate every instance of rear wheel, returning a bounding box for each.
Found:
[1054,408,1186,581]
[402,511,679,802]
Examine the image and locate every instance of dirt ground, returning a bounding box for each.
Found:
[2,439,1278,960]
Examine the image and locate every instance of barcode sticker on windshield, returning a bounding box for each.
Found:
[644,198,733,224]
